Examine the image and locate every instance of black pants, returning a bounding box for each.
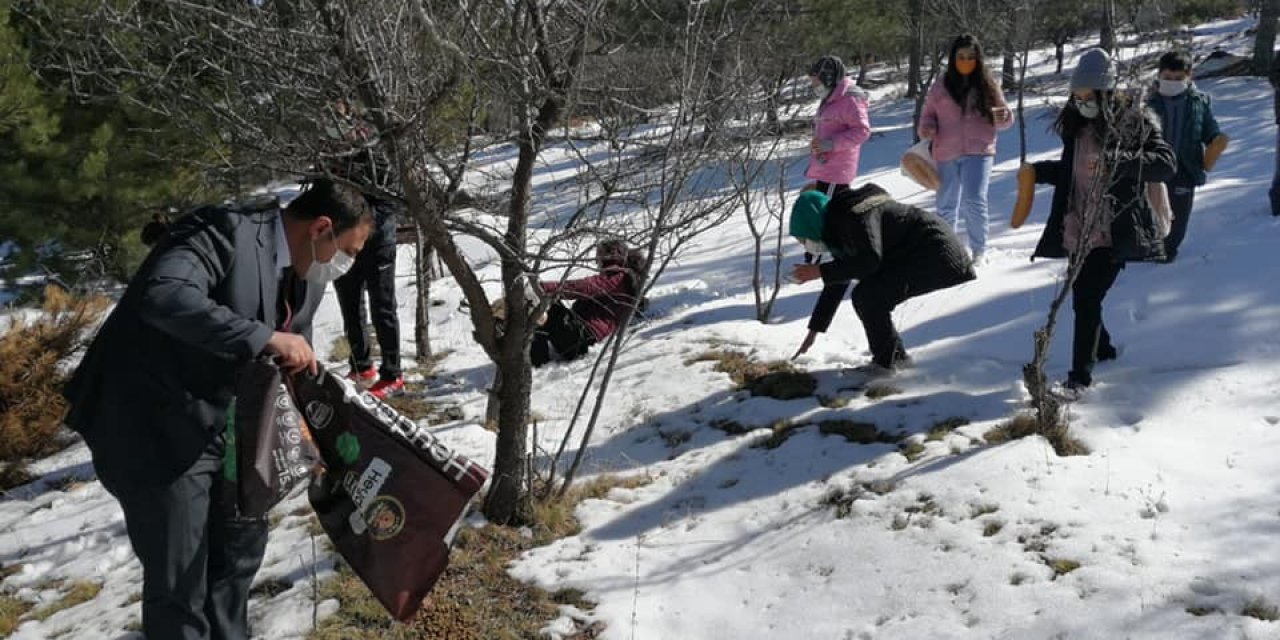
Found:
[1271,129,1280,216]
[334,242,401,380]
[1069,248,1124,387]
[1163,180,1196,261]
[102,442,268,640]
[850,268,958,369]
[531,303,596,367]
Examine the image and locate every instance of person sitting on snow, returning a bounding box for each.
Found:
[789,184,975,373]
[531,239,642,367]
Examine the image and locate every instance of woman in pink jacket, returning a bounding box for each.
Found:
[918,35,1013,264]
[806,56,872,196]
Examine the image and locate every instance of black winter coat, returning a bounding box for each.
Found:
[1031,109,1176,263]
[62,206,322,486]
[808,184,975,332]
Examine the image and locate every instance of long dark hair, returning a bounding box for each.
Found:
[943,34,1001,124]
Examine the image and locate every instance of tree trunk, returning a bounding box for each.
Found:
[906,0,924,99]
[1100,0,1118,54]
[1055,40,1065,74]
[413,220,432,359]
[1002,41,1017,90]
[857,54,869,85]
[482,139,538,525]
[1255,0,1279,75]
[911,50,939,144]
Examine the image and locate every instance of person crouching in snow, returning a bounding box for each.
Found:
[532,239,640,367]
[789,185,976,372]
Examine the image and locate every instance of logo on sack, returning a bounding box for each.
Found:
[306,400,334,430]
[364,496,406,541]
[275,388,294,411]
[278,411,299,429]
[344,457,391,535]
[336,433,361,465]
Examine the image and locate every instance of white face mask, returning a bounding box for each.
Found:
[1076,100,1100,119]
[1157,78,1188,97]
[305,228,355,284]
[800,238,829,256]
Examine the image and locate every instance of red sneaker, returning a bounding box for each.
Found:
[347,366,377,382]
[369,377,405,399]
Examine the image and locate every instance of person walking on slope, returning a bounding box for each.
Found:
[789,184,976,372]
[1146,50,1229,262]
[62,180,373,639]
[1023,49,1175,399]
[918,34,1014,265]
[805,55,872,197]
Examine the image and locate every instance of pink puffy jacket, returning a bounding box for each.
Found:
[806,77,871,185]
[917,78,1013,164]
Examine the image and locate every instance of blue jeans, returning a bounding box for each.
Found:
[935,154,994,254]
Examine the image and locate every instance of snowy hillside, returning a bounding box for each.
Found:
[2,17,1279,640]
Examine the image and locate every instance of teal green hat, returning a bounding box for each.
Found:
[789,191,829,241]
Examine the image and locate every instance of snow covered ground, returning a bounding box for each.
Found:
[2,17,1278,640]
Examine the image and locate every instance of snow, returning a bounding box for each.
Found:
[3,18,1279,640]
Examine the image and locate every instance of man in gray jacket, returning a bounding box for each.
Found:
[62,179,372,639]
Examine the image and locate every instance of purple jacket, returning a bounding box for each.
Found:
[806,78,871,185]
[917,78,1013,164]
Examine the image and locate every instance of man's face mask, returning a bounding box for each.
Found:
[1157,78,1189,97]
[306,227,355,284]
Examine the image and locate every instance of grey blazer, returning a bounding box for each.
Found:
[63,205,322,486]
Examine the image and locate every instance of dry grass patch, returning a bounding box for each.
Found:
[30,581,102,622]
[709,419,751,435]
[985,413,1089,456]
[328,336,352,365]
[926,417,971,441]
[0,287,109,485]
[249,577,293,599]
[900,441,927,462]
[1043,557,1081,580]
[0,595,34,636]
[686,350,816,400]
[1185,605,1220,617]
[375,367,466,424]
[864,383,902,400]
[752,420,801,450]
[818,487,860,519]
[1241,597,1280,622]
[312,475,650,640]
[970,504,1000,518]
[818,420,899,445]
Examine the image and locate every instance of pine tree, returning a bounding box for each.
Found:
[0,1,217,286]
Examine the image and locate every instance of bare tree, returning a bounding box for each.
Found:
[1100,0,1119,53]
[1023,88,1160,442]
[1257,0,1280,75]
[537,1,768,496]
[28,0,617,524]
